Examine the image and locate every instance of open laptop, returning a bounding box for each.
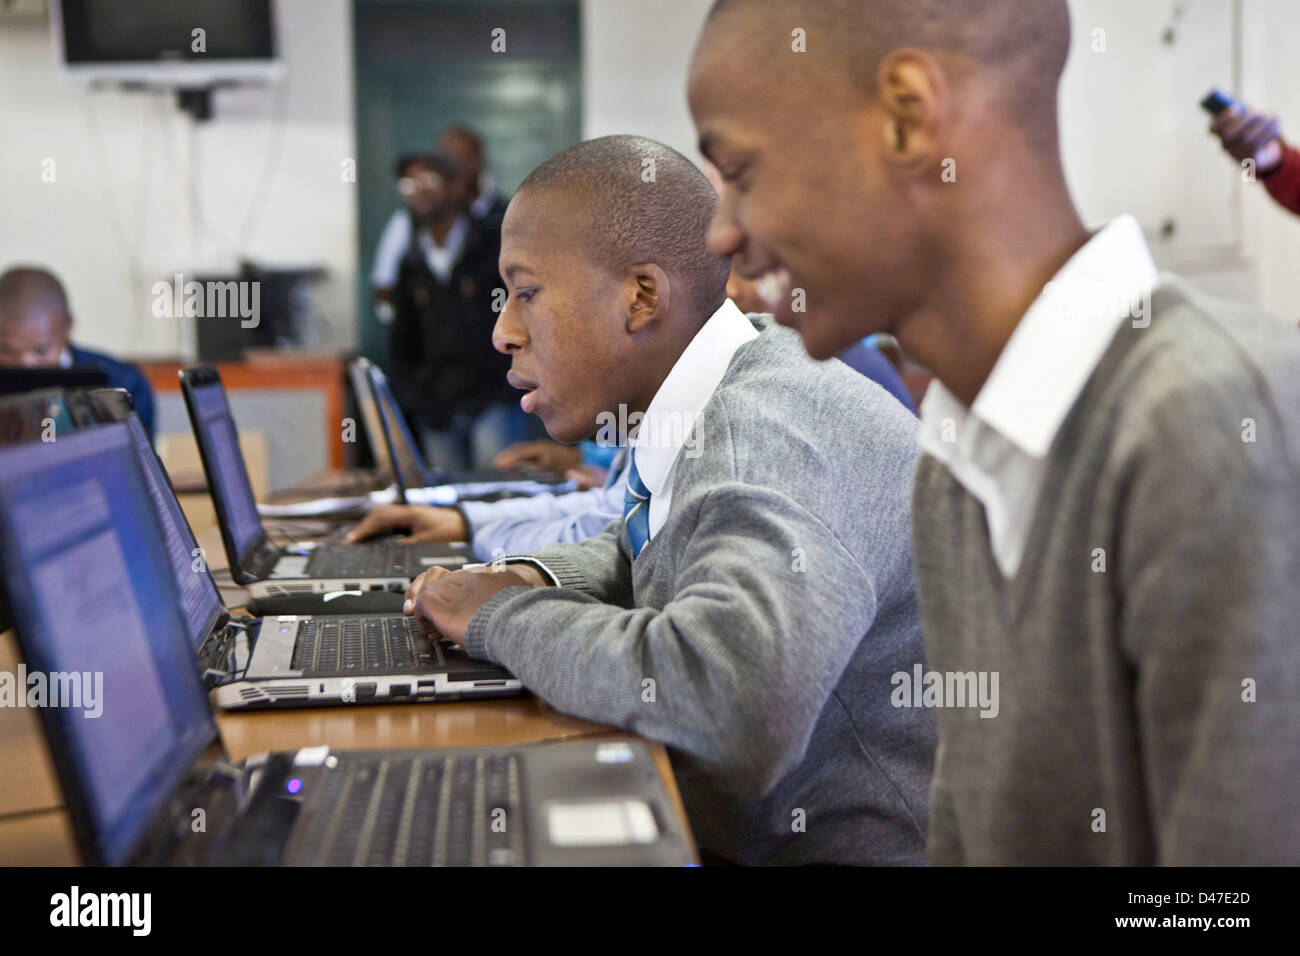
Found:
[281,357,396,498]
[366,361,568,491]
[178,364,469,601]
[0,425,692,865]
[55,391,522,709]
[0,365,108,396]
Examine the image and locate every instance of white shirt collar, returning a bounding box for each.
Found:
[417,214,471,282]
[918,214,1158,575]
[470,177,498,219]
[631,298,758,497]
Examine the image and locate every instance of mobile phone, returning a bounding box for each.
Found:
[1201,87,1242,116]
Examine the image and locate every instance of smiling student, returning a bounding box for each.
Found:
[404,135,935,866]
[686,0,1300,864]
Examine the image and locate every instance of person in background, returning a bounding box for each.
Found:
[689,0,1300,864]
[435,125,511,230]
[372,125,509,305]
[0,265,155,438]
[492,438,615,489]
[1210,101,1300,216]
[387,152,526,472]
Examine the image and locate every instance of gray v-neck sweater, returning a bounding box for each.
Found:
[466,324,935,865]
[915,277,1300,864]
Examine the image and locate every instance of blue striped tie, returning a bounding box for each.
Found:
[623,451,651,558]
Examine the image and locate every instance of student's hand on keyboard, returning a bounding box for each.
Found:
[404,565,540,645]
[345,504,469,543]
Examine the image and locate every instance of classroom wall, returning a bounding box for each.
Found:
[0,0,356,360]
[579,0,713,161]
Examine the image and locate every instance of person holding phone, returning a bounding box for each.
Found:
[1207,91,1300,216]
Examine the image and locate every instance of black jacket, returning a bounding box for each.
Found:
[389,215,513,430]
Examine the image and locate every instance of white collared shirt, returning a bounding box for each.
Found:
[470,178,499,220]
[918,215,1159,577]
[415,214,470,284]
[370,212,471,287]
[631,298,759,542]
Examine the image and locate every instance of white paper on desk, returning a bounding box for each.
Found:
[256,479,577,517]
[398,484,461,506]
[433,479,578,502]
[256,491,386,517]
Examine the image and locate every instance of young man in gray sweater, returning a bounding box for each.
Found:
[689,0,1300,863]
[404,135,936,865]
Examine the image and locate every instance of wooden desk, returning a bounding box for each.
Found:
[0,528,694,865]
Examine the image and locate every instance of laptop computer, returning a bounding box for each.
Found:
[366,361,568,491]
[177,365,469,601]
[279,357,396,499]
[0,365,108,396]
[0,425,692,865]
[55,391,522,709]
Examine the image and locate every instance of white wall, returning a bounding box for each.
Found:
[3,0,1297,364]
[0,0,356,359]
[1060,0,1300,320]
[580,0,713,161]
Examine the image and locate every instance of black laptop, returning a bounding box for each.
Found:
[365,361,568,492]
[0,365,109,396]
[61,389,521,709]
[0,425,693,866]
[177,365,468,602]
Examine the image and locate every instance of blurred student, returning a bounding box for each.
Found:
[386,152,524,471]
[0,265,155,437]
[689,0,1300,864]
[1210,101,1300,216]
[402,135,934,866]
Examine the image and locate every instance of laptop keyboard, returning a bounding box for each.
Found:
[304,541,416,579]
[291,616,439,672]
[285,752,526,866]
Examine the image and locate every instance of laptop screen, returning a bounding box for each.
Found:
[0,424,217,866]
[69,388,225,650]
[125,415,225,649]
[370,365,433,487]
[348,359,393,479]
[190,380,263,559]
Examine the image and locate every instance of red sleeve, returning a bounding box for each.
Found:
[1262,143,1300,216]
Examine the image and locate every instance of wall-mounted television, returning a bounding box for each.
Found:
[51,0,285,87]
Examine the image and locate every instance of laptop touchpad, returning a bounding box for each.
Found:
[545,800,659,847]
[270,556,309,578]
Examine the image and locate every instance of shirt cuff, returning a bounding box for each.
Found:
[501,556,561,586]
[464,585,531,661]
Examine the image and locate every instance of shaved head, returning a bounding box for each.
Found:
[515,135,730,318]
[0,266,71,325]
[0,266,73,368]
[689,0,1084,364]
[708,0,1071,150]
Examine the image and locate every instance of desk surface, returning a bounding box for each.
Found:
[0,517,694,865]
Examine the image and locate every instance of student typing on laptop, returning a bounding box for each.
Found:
[402,136,937,866]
